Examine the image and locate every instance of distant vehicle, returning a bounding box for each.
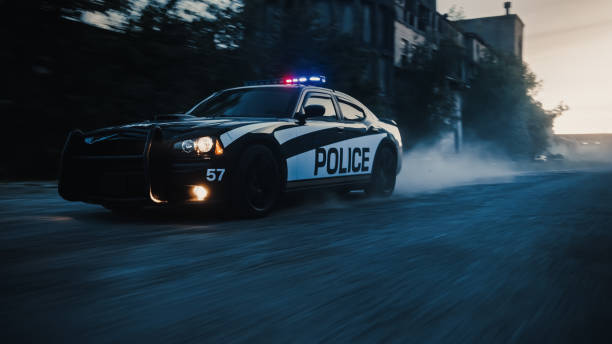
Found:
[534,154,548,162]
[58,76,402,217]
[548,153,565,161]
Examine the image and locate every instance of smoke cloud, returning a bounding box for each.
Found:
[396,135,517,195]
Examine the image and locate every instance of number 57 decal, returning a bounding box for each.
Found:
[206,168,225,181]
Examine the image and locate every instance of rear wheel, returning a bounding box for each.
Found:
[231,145,281,217]
[366,145,397,197]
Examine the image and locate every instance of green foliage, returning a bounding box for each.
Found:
[446,5,466,21]
[462,55,565,157]
[392,39,564,156]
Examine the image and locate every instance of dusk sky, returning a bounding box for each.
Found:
[438,0,612,134]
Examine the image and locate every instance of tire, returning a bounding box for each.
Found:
[231,145,282,218]
[366,144,397,197]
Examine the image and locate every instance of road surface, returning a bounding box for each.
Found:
[2,169,612,343]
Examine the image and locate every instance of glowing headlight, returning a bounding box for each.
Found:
[174,136,215,154]
[195,137,214,153]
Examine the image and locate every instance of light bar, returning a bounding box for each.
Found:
[243,75,327,86]
[283,75,326,85]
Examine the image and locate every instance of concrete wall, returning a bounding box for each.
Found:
[454,15,524,59]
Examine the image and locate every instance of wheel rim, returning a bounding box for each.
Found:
[245,153,277,211]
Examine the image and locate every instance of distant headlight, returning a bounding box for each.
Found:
[174,136,215,154]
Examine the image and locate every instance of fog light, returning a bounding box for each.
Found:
[192,185,208,201]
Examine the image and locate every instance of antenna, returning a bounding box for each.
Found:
[504,1,512,15]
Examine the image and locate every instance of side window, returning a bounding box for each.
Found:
[302,93,337,120]
[339,100,366,121]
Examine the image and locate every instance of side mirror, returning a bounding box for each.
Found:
[304,104,325,118]
[296,104,325,125]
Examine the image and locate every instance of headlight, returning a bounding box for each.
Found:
[174,136,215,154]
[180,140,195,153]
[195,136,214,153]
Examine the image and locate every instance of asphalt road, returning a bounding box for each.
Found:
[2,169,612,343]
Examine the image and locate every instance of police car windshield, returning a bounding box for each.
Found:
[187,87,300,118]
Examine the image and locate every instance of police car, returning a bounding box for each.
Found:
[58,76,402,217]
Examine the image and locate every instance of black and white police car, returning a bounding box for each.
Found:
[59,76,402,217]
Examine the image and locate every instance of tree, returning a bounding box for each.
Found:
[446,5,466,21]
[462,54,566,157]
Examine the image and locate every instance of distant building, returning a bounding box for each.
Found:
[392,1,524,152]
[454,14,524,59]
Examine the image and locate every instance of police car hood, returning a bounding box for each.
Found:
[86,117,292,140]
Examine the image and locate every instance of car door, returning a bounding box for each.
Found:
[284,91,346,185]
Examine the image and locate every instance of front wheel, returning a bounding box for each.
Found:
[366,145,397,197]
[231,145,281,218]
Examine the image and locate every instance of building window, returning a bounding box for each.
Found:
[314,1,330,25]
[341,4,353,34]
[378,58,387,94]
[400,38,410,65]
[363,4,372,43]
[417,5,428,30]
[382,9,394,50]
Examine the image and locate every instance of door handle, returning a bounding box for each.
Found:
[336,127,345,132]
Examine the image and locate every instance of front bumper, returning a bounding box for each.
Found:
[58,127,232,206]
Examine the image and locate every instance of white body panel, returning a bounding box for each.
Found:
[286,133,386,181]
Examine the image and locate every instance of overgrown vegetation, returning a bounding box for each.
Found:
[463,55,566,158]
[0,0,564,178]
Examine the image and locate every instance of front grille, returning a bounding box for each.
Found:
[82,129,149,156]
[69,155,147,200]
[64,128,151,201]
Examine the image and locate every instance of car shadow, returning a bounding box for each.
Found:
[65,190,371,227]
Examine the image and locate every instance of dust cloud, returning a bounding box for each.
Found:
[396,135,517,195]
